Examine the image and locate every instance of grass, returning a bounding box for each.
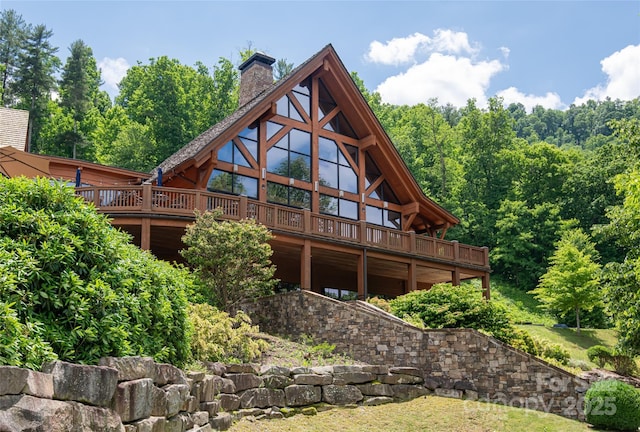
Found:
[229,395,602,432]
[490,279,555,326]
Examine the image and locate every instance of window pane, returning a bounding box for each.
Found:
[339,165,358,193]
[267,121,283,140]
[218,141,233,163]
[384,209,401,229]
[289,129,310,155]
[236,174,258,198]
[267,182,288,205]
[366,205,382,225]
[267,147,289,175]
[240,137,258,162]
[207,169,233,193]
[318,137,337,162]
[345,144,358,166]
[234,145,251,167]
[293,91,310,118]
[289,154,310,181]
[339,199,358,220]
[320,194,338,215]
[293,83,310,96]
[276,96,288,117]
[238,126,257,141]
[319,160,338,189]
[289,188,310,209]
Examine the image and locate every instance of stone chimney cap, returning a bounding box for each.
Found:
[239,52,276,72]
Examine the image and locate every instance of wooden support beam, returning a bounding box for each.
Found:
[451,267,461,286]
[358,134,376,150]
[357,251,365,300]
[408,259,417,293]
[301,240,312,290]
[482,274,491,300]
[141,218,151,250]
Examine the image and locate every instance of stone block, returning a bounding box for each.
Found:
[0,367,28,396]
[209,412,233,431]
[356,383,393,397]
[219,378,236,394]
[464,390,479,401]
[363,396,393,406]
[190,425,212,432]
[289,366,311,375]
[218,394,240,411]
[361,365,388,375]
[22,370,53,399]
[284,385,321,407]
[453,380,477,391]
[332,372,375,384]
[310,366,334,375]
[164,384,191,417]
[99,357,155,382]
[151,385,167,417]
[224,373,261,392]
[389,367,422,377]
[42,360,118,407]
[166,413,192,432]
[0,394,74,432]
[200,375,223,402]
[239,388,285,409]
[113,378,154,423]
[225,364,259,374]
[203,362,226,377]
[199,400,220,417]
[154,363,187,386]
[192,411,209,426]
[131,416,167,432]
[434,388,463,399]
[293,373,332,386]
[392,385,430,401]
[187,371,206,382]
[379,373,423,385]
[262,374,293,389]
[322,385,363,405]
[259,365,290,376]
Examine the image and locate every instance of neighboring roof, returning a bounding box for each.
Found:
[0,107,29,151]
[150,44,459,226]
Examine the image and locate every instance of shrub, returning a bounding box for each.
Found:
[533,337,571,365]
[585,379,640,431]
[0,177,193,367]
[188,303,268,363]
[508,328,537,355]
[367,296,390,312]
[609,352,638,377]
[389,284,514,342]
[588,345,614,368]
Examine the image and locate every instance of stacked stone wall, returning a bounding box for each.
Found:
[0,359,435,431]
[240,290,589,420]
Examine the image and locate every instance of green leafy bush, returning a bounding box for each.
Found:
[0,177,193,367]
[389,284,514,342]
[585,379,640,431]
[533,337,570,365]
[367,296,391,312]
[188,303,268,363]
[588,345,614,368]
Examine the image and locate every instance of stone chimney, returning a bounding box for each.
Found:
[238,52,276,106]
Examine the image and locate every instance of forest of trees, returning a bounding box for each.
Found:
[2,10,640,348]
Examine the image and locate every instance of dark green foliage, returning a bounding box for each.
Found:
[585,380,640,431]
[587,345,614,368]
[0,177,193,368]
[389,284,515,343]
[532,337,570,365]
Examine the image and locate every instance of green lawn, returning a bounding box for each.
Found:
[229,395,602,432]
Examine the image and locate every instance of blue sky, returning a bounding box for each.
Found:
[4,1,640,111]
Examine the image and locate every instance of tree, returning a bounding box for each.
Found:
[59,39,104,158]
[13,24,60,151]
[274,58,294,80]
[0,9,27,106]
[531,228,601,333]
[181,210,277,311]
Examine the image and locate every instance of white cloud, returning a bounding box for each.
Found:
[365,29,478,66]
[573,44,640,105]
[365,33,430,65]
[375,53,505,107]
[98,57,130,91]
[497,87,565,111]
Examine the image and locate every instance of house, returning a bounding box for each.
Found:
[9,45,491,300]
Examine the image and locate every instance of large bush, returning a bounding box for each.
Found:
[389,284,515,341]
[585,379,640,431]
[0,177,193,367]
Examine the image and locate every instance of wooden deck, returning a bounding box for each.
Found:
[76,184,489,270]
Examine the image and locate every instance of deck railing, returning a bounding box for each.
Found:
[76,185,489,268]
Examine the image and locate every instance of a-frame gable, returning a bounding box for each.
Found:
[154,44,458,236]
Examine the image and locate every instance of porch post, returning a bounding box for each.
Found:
[140,218,151,251]
[408,259,417,293]
[451,267,461,286]
[301,239,311,290]
[357,250,367,300]
[482,273,491,300]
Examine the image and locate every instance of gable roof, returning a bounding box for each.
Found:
[151,44,459,227]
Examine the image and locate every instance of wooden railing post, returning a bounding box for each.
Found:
[141,184,152,211]
[239,195,248,219]
[359,221,367,244]
[452,240,459,263]
[304,209,311,232]
[409,231,416,253]
[482,246,490,267]
[93,187,100,207]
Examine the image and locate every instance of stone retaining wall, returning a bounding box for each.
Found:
[0,359,434,431]
[240,290,590,420]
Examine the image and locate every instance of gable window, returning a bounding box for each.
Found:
[267,182,311,209]
[267,129,311,182]
[318,137,358,194]
[320,195,358,220]
[207,169,258,198]
[366,205,401,229]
